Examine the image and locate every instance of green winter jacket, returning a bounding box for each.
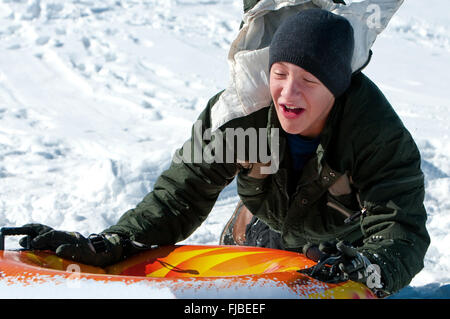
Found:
[104,71,430,294]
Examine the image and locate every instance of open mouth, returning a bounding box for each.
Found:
[281,104,305,115]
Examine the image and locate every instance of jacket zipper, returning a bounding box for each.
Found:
[326,194,367,224]
[344,192,368,224]
[344,207,367,224]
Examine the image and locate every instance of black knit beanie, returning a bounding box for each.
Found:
[269,8,355,97]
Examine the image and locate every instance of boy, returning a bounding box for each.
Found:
[20,9,429,296]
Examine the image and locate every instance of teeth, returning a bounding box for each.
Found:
[283,104,303,110]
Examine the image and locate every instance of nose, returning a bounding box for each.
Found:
[281,77,302,99]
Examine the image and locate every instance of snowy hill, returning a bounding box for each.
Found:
[0,0,449,298]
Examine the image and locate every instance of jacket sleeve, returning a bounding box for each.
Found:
[102,92,238,245]
[350,98,430,294]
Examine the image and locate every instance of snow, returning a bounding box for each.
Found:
[0,278,177,299]
[0,274,307,299]
[0,0,448,299]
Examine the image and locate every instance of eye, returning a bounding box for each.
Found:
[304,77,317,84]
[272,71,286,78]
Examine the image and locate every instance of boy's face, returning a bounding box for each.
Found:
[269,62,335,138]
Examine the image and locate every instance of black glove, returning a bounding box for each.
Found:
[19,223,129,267]
[302,240,384,292]
[334,241,383,288]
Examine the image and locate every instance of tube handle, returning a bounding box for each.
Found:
[0,226,35,250]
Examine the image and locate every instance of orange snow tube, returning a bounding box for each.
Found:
[0,243,376,298]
